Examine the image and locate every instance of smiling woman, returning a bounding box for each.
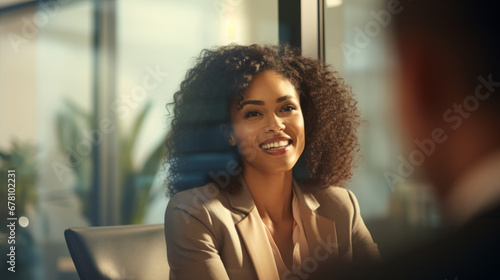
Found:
[164,44,381,279]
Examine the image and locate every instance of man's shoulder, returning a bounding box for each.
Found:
[377,204,500,280]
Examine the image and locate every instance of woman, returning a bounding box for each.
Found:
[164,44,380,280]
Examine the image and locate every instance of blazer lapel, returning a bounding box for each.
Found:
[236,208,279,279]
[227,179,279,279]
[293,182,339,260]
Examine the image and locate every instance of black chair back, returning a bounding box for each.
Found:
[64,224,169,280]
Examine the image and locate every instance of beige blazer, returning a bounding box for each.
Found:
[164,180,380,280]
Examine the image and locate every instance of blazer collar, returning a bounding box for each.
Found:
[292,180,321,211]
[236,207,280,279]
[226,177,256,214]
[227,177,339,278]
[226,177,321,214]
[230,177,279,278]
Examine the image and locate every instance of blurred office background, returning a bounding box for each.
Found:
[0,0,438,279]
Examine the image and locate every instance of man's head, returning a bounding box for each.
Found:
[390,0,500,199]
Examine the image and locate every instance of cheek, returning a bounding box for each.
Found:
[291,114,306,149]
[298,122,306,151]
[232,123,259,145]
[296,113,305,137]
[231,125,257,161]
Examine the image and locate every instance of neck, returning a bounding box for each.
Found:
[243,167,293,224]
[430,117,500,202]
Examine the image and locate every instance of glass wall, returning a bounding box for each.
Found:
[0,0,278,279]
[325,0,396,219]
[324,0,439,258]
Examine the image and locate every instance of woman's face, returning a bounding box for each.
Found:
[230,70,305,175]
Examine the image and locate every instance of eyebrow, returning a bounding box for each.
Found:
[238,95,295,110]
[276,95,294,103]
[240,100,264,108]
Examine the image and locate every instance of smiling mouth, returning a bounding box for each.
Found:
[259,140,292,150]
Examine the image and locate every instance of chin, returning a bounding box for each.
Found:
[264,160,298,175]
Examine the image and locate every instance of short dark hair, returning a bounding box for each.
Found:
[165,44,362,196]
[391,0,500,110]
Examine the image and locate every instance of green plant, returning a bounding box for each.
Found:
[0,141,37,221]
[55,99,92,218]
[119,102,166,224]
[55,99,166,224]
[0,141,38,280]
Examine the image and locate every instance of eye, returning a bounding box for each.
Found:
[280,104,297,112]
[244,110,262,118]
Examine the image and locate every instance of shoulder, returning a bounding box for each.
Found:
[164,183,246,243]
[313,186,356,204]
[303,186,359,220]
[166,183,229,215]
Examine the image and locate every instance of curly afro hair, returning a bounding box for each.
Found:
[165,44,361,197]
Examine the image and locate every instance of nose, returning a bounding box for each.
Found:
[264,114,285,133]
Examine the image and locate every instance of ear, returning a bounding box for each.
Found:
[396,32,452,140]
[220,124,236,146]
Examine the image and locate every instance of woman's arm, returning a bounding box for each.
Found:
[347,190,382,263]
[164,197,230,280]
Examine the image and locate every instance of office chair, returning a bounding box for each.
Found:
[64,224,169,280]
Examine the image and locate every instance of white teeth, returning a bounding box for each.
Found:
[261,140,290,150]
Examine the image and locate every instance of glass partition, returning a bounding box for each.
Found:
[324,0,439,258]
[0,0,279,279]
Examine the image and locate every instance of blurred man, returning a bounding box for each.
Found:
[313,1,500,279]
